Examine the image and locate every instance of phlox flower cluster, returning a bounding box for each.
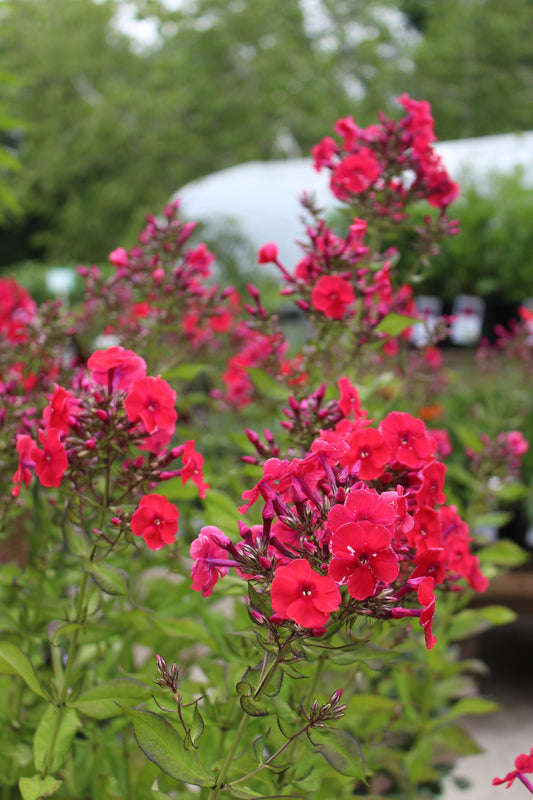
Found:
[312,93,460,213]
[11,345,208,550]
[214,96,463,409]
[78,200,242,357]
[189,379,488,649]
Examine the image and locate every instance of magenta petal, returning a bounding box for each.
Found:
[347,564,376,600]
[360,521,392,553]
[370,548,399,584]
[328,555,359,585]
[286,597,329,628]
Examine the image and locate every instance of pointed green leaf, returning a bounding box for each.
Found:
[19,775,62,800]
[190,703,205,745]
[448,606,517,641]
[162,363,209,382]
[252,727,271,764]
[429,697,499,729]
[375,312,420,336]
[33,706,81,773]
[84,562,130,596]
[47,620,83,646]
[313,728,366,780]
[120,706,214,786]
[477,540,529,567]
[72,678,151,720]
[0,641,50,700]
[247,367,289,401]
[226,786,265,799]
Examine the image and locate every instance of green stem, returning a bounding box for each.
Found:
[282,651,327,777]
[207,644,290,799]
[41,568,91,777]
[207,713,249,800]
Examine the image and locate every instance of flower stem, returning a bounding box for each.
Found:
[519,774,533,794]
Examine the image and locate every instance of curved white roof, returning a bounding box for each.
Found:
[173,131,533,271]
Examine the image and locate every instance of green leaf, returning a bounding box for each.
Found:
[226,787,263,799]
[375,312,420,336]
[19,775,62,800]
[72,678,151,720]
[190,702,205,745]
[247,367,289,401]
[240,695,269,717]
[150,779,172,798]
[33,707,81,773]
[84,562,130,596]
[447,606,517,641]
[120,706,214,786]
[429,697,499,729]
[0,641,50,700]
[47,620,83,646]
[477,539,529,567]
[473,511,513,529]
[313,728,366,781]
[252,727,271,764]
[202,489,242,531]
[162,363,209,382]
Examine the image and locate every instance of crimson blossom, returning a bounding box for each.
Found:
[87,346,147,392]
[131,494,179,550]
[310,275,355,320]
[493,748,533,789]
[270,559,341,629]
[125,376,177,435]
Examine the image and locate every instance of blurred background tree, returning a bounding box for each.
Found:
[0,0,532,270]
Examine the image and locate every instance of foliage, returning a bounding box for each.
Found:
[2,0,533,269]
[0,95,530,800]
[403,0,533,139]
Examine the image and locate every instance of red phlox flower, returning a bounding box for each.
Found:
[337,377,365,420]
[181,439,209,499]
[42,384,80,435]
[334,115,361,149]
[182,311,208,347]
[88,346,147,391]
[398,93,436,155]
[257,242,279,263]
[33,428,68,488]
[190,526,232,597]
[409,505,443,551]
[208,307,233,333]
[439,505,489,592]
[328,488,396,534]
[340,427,392,480]
[379,411,435,469]
[328,518,399,601]
[131,493,179,550]
[416,460,447,507]
[12,435,38,496]
[330,148,382,200]
[431,428,453,460]
[109,247,130,268]
[425,160,460,209]
[417,575,437,649]
[493,748,533,788]
[271,558,341,628]
[311,136,339,170]
[125,376,177,435]
[185,243,215,278]
[311,275,355,320]
[0,277,36,343]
